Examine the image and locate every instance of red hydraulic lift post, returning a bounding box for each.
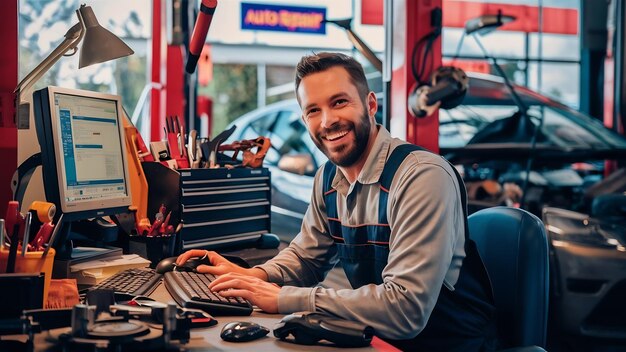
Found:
[166,44,185,129]
[151,0,186,142]
[151,0,168,142]
[0,1,18,217]
[387,0,442,153]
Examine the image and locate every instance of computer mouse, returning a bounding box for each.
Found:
[220,321,269,342]
[155,255,213,274]
[155,256,178,274]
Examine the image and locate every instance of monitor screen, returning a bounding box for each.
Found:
[33,86,131,218]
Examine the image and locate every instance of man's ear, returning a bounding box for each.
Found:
[367,92,378,119]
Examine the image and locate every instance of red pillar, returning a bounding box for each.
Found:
[166,45,185,126]
[389,0,442,153]
[0,0,18,216]
[152,0,186,141]
[151,0,168,142]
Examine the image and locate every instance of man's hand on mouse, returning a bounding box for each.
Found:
[208,272,280,313]
[175,249,269,279]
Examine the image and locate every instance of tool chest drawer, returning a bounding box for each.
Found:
[178,167,271,249]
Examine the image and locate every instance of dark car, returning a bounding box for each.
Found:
[224,72,626,345]
[437,73,626,345]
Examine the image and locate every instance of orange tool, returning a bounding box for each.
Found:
[122,117,150,233]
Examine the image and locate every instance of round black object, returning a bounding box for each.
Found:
[220,321,270,342]
[87,321,150,338]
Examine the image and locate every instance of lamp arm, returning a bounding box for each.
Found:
[14,23,83,97]
[345,29,383,73]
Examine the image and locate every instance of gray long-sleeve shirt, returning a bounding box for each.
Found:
[257,126,466,340]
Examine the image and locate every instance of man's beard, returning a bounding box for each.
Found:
[312,111,371,167]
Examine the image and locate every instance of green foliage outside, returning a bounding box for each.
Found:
[200,64,258,138]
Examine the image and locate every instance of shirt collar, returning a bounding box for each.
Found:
[331,125,392,192]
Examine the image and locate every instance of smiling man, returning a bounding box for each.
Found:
[296,62,376,176]
[177,52,496,351]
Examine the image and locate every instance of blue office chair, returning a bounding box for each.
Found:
[468,207,549,351]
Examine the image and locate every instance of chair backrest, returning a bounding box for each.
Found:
[468,207,549,349]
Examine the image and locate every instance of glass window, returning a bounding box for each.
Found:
[271,111,315,158]
[266,65,297,104]
[440,105,518,148]
[249,112,278,136]
[527,62,580,108]
[529,33,580,60]
[444,29,528,59]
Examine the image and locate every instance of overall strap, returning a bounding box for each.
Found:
[322,161,338,220]
[378,144,426,225]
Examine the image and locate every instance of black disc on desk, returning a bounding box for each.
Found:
[87,321,150,338]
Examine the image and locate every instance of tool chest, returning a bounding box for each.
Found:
[142,164,271,251]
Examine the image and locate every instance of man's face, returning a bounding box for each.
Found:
[297,66,375,167]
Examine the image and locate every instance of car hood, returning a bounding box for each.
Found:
[443,143,626,164]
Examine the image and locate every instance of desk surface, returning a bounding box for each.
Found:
[27,282,393,351]
[149,283,387,351]
[22,249,399,351]
[27,282,386,351]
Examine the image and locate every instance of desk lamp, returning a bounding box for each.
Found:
[11,4,134,206]
[13,4,134,129]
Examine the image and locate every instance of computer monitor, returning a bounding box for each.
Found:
[32,86,132,258]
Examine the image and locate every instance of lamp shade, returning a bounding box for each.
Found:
[78,5,134,68]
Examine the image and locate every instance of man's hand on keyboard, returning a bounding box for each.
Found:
[176,250,269,280]
[208,272,280,313]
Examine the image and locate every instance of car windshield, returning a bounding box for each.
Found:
[440,98,626,150]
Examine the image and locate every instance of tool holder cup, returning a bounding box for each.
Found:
[0,248,56,307]
[128,235,176,268]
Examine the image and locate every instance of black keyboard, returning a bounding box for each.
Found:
[164,271,253,316]
[92,268,162,297]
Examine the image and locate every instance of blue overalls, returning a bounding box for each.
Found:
[323,144,497,351]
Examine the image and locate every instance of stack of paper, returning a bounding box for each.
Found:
[69,254,151,285]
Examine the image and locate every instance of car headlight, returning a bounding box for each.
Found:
[543,207,626,250]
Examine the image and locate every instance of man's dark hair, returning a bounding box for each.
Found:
[295,52,370,103]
